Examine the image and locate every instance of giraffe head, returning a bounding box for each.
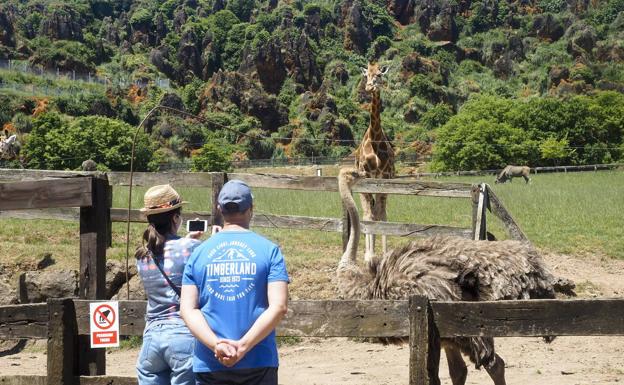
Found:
[362,62,389,93]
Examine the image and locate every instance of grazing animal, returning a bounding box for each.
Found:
[355,62,395,263]
[81,159,98,171]
[495,165,531,184]
[337,167,566,385]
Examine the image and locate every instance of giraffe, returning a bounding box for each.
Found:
[355,62,395,263]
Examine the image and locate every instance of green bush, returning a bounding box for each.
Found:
[420,103,453,131]
[409,74,440,100]
[433,92,624,170]
[191,142,233,172]
[11,113,33,133]
[226,0,256,22]
[23,113,154,171]
[538,0,566,13]
[589,0,624,25]
[570,65,595,84]
[129,9,152,27]
[540,136,571,165]
[29,38,96,72]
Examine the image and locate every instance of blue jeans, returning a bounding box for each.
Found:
[137,321,195,385]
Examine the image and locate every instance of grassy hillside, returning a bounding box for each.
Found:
[0,0,623,171]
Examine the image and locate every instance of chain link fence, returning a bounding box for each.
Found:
[0,59,170,90]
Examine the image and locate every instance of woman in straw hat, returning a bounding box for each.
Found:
[135,184,203,385]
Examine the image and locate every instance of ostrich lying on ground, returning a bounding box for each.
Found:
[337,168,567,385]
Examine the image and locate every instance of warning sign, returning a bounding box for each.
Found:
[90,302,119,348]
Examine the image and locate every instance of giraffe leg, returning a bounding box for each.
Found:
[445,346,468,385]
[374,193,388,255]
[359,193,375,262]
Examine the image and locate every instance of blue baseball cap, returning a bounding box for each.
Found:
[218,180,253,214]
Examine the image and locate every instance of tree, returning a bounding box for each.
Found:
[23,114,155,171]
[540,136,570,165]
[191,142,233,172]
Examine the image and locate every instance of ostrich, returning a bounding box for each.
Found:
[337,167,565,385]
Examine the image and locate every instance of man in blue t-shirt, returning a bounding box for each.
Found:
[180,180,289,385]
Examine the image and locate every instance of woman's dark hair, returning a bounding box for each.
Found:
[135,208,181,260]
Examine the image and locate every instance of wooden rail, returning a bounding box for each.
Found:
[0,169,473,197]
[1,297,623,385]
[0,169,481,240]
[0,208,473,239]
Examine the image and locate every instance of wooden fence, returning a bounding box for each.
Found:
[1,296,623,384]
[0,175,111,376]
[0,169,525,381]
[400,162,623,178]
[0,169,526,245]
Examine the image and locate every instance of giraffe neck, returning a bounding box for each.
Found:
[368,89,384,142]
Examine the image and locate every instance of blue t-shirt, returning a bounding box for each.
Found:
[138,236,201,328]
[182,230,289,372]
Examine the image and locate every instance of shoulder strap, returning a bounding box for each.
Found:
[150,251,181,297]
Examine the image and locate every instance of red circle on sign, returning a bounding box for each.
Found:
[93,304,116,330]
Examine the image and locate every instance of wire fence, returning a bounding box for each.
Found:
[0,81,104,97]
[232,153,430,169]
[0,59,171,90]
[154,158,623,176]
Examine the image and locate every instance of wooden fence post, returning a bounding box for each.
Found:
[470,184,479,239]
[211,172,227,227]
[409,295,440,385]
[78,176,109,375]
[47,298,78,385]
[471,184,488,240]
[484,185,528,242]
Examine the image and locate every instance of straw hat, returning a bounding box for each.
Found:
[140,184,187,215]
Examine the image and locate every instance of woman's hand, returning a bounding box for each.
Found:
[185,231,204,239]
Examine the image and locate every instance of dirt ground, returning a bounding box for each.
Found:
[1,251,623,384]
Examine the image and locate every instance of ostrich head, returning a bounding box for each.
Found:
[338,167,366,187]
[362,62,389,93]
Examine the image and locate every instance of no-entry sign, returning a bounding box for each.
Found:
[90,301,119,348]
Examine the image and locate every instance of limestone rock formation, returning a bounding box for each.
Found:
[112,275,146,301]
[19,270,78,303]
[203,70,288,132]
[106,260,137,300]
[40,5,84,41]
[549,66,570,87]
[530,14,564,41]
[414,0,458,42]
[0,266,18,305]
[241,29,321,93]
[0,7,16,48]
[340,0,372,54]
[388,0,415,25]
[566,25,597,57]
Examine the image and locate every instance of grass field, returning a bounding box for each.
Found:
[1,170,622,279]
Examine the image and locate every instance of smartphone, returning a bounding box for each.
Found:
[186,219,208,232]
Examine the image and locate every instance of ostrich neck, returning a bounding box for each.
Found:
[338,176,360,267]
